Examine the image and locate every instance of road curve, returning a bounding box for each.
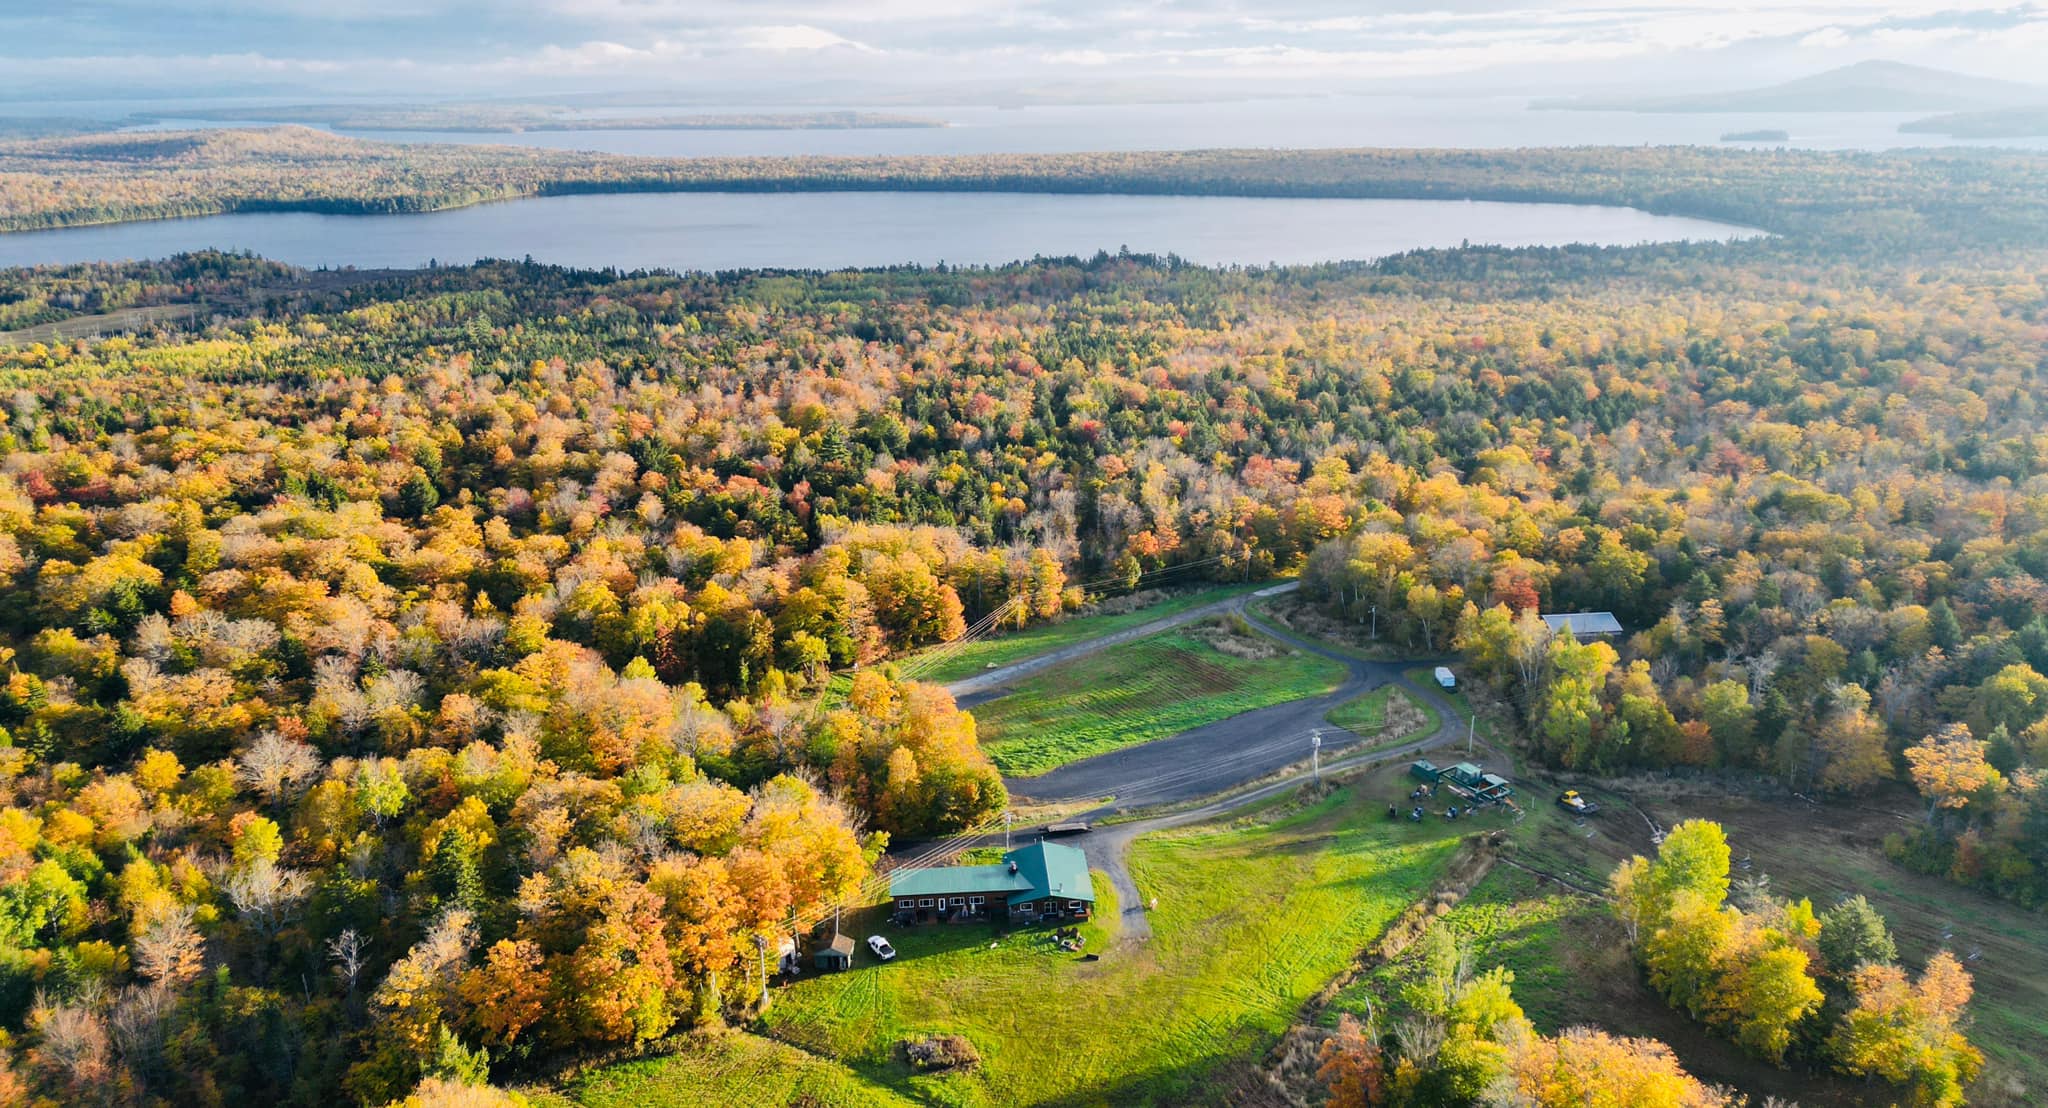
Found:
[946,580,1301,708]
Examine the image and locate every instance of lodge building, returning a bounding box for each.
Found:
[888,840,1095,925]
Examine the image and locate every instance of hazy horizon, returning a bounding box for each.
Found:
[4,0,2047,106]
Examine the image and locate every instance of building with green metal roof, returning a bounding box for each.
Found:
[890,840,1095,924]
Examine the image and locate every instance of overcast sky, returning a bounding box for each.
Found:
[4,1,2046,102]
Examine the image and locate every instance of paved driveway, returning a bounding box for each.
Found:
[1003,603,1459,809]
[903,597,1479,944]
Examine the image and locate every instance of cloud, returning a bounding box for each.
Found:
[4,0,2047,96]
[734,24,877,52]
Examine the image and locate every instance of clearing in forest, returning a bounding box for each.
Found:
[972,618,1346,776]
[909,580,1275,686]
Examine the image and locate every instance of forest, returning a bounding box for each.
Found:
[0,138,2043,1103]
[5,125,2048,246]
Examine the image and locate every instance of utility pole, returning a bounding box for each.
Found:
[1466,710,1475,758]
[1311,731,1322,789]
[1004,810,1013,850]
[753,933,770,1010]
[1370,605,1378,640]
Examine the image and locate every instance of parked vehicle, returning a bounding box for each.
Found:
[1557,790,1600,816]
[867,935,897,961]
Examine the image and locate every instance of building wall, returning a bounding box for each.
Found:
[894,890,1000,919]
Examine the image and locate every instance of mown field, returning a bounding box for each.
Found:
[545,769,1472,1107]
[972,621,1346,776]
[907,581,1275,686]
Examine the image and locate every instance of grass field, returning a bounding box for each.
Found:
[971,621,1346,777]
[1324,685,1437,751]
[907,581,1277,686]
[551,768,1473,1107]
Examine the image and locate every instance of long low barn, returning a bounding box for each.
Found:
[889,840,1095,924]
[1539,611,1623,637]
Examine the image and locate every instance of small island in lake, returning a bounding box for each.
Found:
[1721,129,1791,142]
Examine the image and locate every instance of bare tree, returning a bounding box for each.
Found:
[237,731,322,808]
[1748,649,1781,698]
[107,984,174,1072]
[327,928,369,995]
[132,907,204,985]
[28,995,112,1091]
[225,858,312,940]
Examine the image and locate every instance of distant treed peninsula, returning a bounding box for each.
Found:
[1900,106,2048,139]
[132,104,949,133]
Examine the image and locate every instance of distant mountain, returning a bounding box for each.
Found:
[1536,61,2046,114]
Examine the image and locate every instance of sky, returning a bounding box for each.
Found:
[3,0,2047,102]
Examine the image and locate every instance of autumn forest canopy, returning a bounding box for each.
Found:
[0,139,2045,1105]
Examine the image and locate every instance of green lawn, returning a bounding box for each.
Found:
[1324,685,1438,751]
[907,581,1277,686]
[558,770,1472,1108]
[972,622,1346,777]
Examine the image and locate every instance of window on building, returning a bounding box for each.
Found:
[950,897,965,906]
[898,899,913,909]
[969,895,984,906]
[919,898,932,907]
[1068,901,1082,911]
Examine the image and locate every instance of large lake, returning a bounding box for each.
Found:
[0,191,1762,272]
[71,93,2048,155]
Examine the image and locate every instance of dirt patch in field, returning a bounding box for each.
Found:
[1379,689,1430,740]
[1189,615,1286,660]
[1257,595,1414,657]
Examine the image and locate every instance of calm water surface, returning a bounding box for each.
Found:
[97,94,2048,156]
[0,191,1763,271]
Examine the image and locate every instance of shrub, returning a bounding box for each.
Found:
[902,1034,981,1072]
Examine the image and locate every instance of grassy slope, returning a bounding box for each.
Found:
[561,770,1470,1107]
[973,624,1346,777]
[909,581,1274,686]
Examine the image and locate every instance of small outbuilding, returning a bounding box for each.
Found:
[1410,759,1440,783]
[815,933,855,972]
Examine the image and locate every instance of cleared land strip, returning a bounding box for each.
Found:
[946,580,1297,705]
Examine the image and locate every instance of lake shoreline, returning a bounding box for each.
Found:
[0,189,1767,273]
